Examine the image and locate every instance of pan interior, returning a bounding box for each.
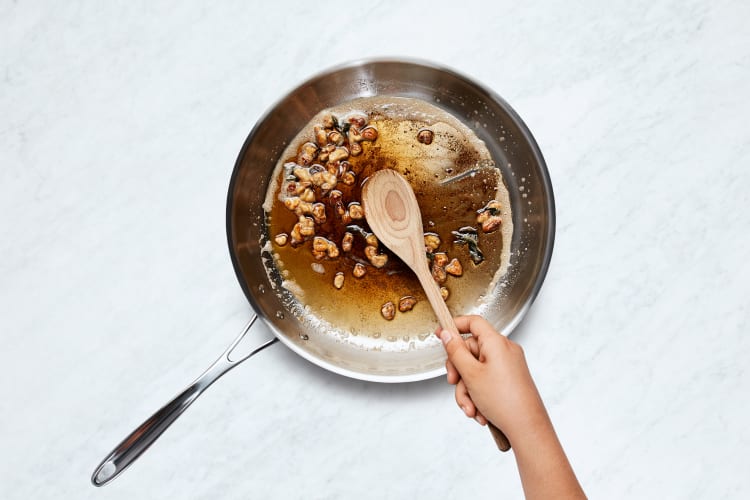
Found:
[227,60,554,382]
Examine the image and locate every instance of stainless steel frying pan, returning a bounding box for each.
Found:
[91,58,555,486]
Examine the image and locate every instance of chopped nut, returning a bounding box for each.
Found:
[329,146,349,163]
[284,197,300,211]
[349,142,362,156]
[347,113,367,129]
[477,200,502,232]
[417,129,434,145]
[322,114,335,129]
[349,202,364,220]
[347,126,362,143]
[398,296,417,312]
[341,232,354,252]
[290,223,303,245]
[369,253,388,268]
[440,287,450,300]
[364,245,388,268]
[294,167,312,182]
[333,272,345,289]
[353,262,366,278]
[326,241,339,259]
[431,262,447,284]
[342,171,356,185]
[298,217,315,237]
[274,233,288,246]
[381,301,395,320]
[445,258,463,276]
[311,171,325,187]
[424,233,441,252]
[309,163,326,174]
[365,233,378,247]
[360,126,378,141]
[318,150,329,162]
[314,125,328,147]
[297,142,318,165]
[311,262,325,274]
[321,172,338,191]
[299,187,316,203]
[481,216,502,233]
[312,236,329,253]
[328,130,345,146]
[311,202,326,224]
[293,201,313,216]
[433,252,448,267]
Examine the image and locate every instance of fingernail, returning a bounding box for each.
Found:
[440,329,452,345]
[474,415,485,425]
[461,405,470,417]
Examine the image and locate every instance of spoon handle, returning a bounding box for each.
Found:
[414,269,512,452]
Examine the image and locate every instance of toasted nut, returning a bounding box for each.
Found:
[445,258,463,276]
[417,129,434,145]
[299,187,316,203]
[284,197,301,211]
[440,286,450,300]
[329,189,343,204]
[349,142,362,156]
[329,146,349,163]
[347,126,362,143]
[341,210,352,225]
[293,201,313,216]
[322,114,335,129]
[347,113,367,129]
[314,125,328,147]
[431,263,447,284]
[312,249,326,260]
[309,163,326,174]
[381,301,395,320]
[311,171,325,187]
[294,167,312,182]
[481,216,502,233]
[365,234,378,247]
[342,171,356,185]
[342,232,354,252]
[333,272,345,289]
[328,130,345,146]
[313,236,329,253]
[364,245,377,260]
[326,241,339,259]
[477,211,491,224]
[424,233,441,251]
[398,296,417,312]
[311,262,325,274]
[298,217,315,237]
[290,223,303,245]
[433,252,448,267]
[360,126,378,142]
[369,253,388,268]
[311,203,326,224]
[321,172,338,191]
[318,150,329,162]
[349,202,364,220]
[353,262,366,278]
[274,233,288,246]
[297,142,318,165]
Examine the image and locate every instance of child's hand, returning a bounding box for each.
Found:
[437,315,546,441]
[438,315,586,499]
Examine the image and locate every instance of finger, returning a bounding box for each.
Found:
[446,358,461,385]
[453,315,505,356]
[455,379,476,418]
[474,410,488,426]
[465,336,480,358]
[439,328,478,374]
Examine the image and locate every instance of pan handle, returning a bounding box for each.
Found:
[90,316,278,487]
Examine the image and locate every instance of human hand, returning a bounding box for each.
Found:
[437,315,547,441]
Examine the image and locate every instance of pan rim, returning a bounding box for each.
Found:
[225,57,555,383]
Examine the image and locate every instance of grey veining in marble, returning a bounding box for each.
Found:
[2,1,749,499]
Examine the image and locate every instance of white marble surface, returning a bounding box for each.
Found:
[2,1,749,498]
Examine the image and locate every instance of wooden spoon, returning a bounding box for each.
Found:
[362,168,511,452]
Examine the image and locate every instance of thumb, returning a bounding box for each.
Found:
[439,328,478,375]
